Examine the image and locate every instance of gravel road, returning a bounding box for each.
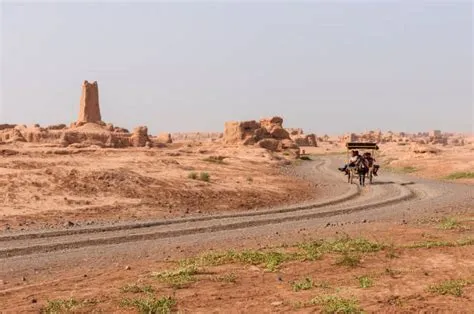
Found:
[0,156,472,279]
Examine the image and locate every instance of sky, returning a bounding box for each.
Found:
[1,1,472,135]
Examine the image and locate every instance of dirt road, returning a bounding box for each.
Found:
[0,156,471,271]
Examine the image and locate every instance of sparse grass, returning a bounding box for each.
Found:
[407,240,452,248]
[182,249,297,271]
[299,236,384,261]
[444,171,474,180]
[188,171,210,182]
[406,238,474,249]
[181,236,384,272]
[203,156,227,164]
[42,299,80,313]
[292,277,314,292]
[214,272,238,283]
[120,283,155,294]
[121,296,176,314]
[315,281,332,289]
[310,295,363,314]
[199,172,210,182]
[335,252,361,267]
[152,266,199,288]
[438,217,460,230]
[357,275,373,288]
[42,298,97,314]
[457,237,474,246]
[427,279,471,297]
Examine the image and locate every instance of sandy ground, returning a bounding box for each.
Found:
[0,137,472,313]
[1,212,472,313]
[0,142,320,230]
[305,139,474,184]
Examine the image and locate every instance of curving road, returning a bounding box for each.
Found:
[1,156,471,261]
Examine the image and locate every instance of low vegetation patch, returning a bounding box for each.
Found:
[299,236,384,261]
[152,266,200,288]
[357,275,374,288]
[427,279,471,297]
[120,283,155,294]
[182,249,296,271]
[335,252,361,267]
[121,296,176,314]
[292,277,314,292]
[199,172,210,182]
[438,217,460,230]
[42,298,96,314]
[444,171,474,180]
[188,171,211,182]
[181,236,384,272]
[188,172,198,180]
[213,272,238,283]
[407,237,474,249]
[310,295,363,313]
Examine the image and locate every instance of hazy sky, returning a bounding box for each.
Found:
[1,1,472,134]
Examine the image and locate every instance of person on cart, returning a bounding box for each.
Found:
[363,152,379,176]
[338,150,362,175]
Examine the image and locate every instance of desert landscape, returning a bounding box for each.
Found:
[0,80,472,313]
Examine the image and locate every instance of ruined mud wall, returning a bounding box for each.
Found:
[78,81,102,123]
[171,132,222,142]
[223,116,300,157]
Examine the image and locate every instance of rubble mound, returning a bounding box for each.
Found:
[171,132,222,142]
[223,116,300,156]
[156,133,173,144]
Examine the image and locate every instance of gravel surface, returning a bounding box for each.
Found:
[0,156,472,279]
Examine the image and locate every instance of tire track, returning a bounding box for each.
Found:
[0,157,416,258]
[0,158,356,242]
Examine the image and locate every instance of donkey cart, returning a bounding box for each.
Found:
[345,142,379,186]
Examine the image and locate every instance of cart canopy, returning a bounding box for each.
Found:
[345,142,379,150]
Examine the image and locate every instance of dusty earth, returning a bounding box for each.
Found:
[1,213,473,313]
[310,139,474,184]
[0,142,320,231]
[0,137,473,313]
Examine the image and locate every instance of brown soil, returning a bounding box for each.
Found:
[0,143,318,230]
[2,214,472,313]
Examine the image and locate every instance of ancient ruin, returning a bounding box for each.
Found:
[78,80,102,124]
[337,129,457,147]
[223,116,300,156]
[0,81,155,148]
